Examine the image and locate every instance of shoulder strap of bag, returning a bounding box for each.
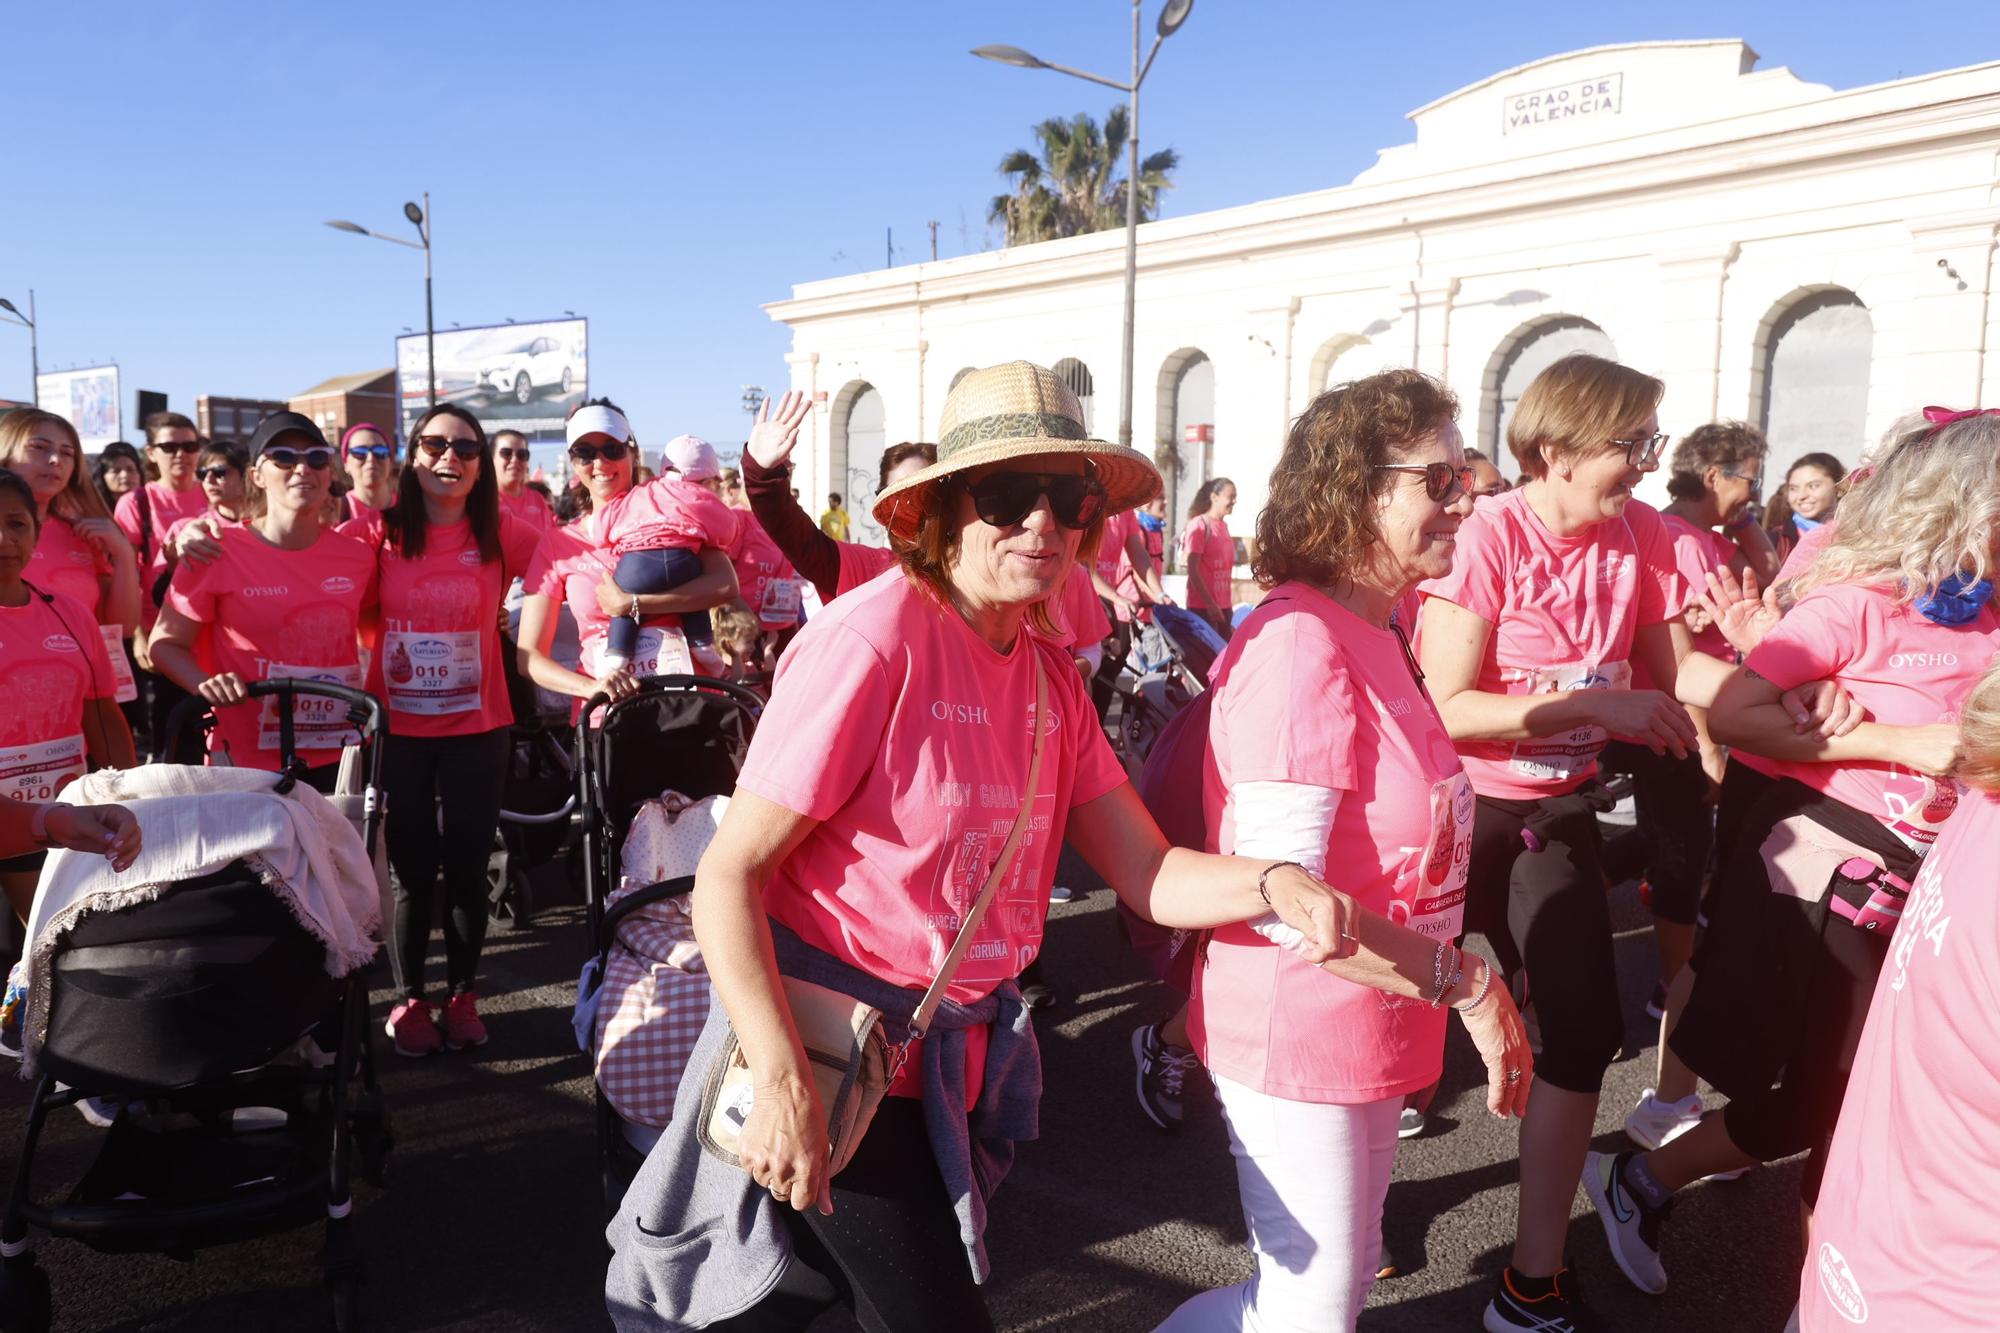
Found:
[905,646,1049,1043]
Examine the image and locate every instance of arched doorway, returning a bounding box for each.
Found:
[830,381,887,546]
[1759,289,1872,481]
[1483,317,1617,465]
[1052,358,1096,434]
[1152,348,1214,559]
[1311,334,1399,393]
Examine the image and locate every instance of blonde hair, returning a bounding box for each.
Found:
[1507,354,1664,481]
[1793,414,2000,605]
[0,410,112,525]
[1956,656,2000,793]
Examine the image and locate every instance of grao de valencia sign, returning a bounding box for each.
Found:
[1503,73,1623,133]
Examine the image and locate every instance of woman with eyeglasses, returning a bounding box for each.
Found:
[517,399,738,715]
[338,423,398,520]
[1156,371,1530,1333]
[493,428,554,532]
[159,441,249,568]
[148,414,377,790]
[608,362,1364,1333]
[1415,354,1700,1331]
[338,404,541,1056]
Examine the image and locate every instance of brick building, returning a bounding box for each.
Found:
[290,369,397,445]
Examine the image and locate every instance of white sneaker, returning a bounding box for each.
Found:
[1398,1106,1425,1139]
[1583,1150,1669,1296]
[1624,1088,1702,1151]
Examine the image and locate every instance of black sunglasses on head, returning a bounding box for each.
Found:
[262,446,333,471]
[960,468,1107,530]
[569,441,630,464]
[414,435,483,461]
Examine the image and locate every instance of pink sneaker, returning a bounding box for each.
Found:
[442,992,489,1051]
[385,998,441,1058]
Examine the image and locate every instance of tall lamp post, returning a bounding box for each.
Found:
[0,291,38,404]
[326,193,435,410]
[974,0,1193,450]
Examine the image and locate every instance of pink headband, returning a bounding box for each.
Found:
[1922,405,2000,434]
[340,422,390,449]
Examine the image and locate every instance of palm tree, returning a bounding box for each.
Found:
[988,105,1180,247]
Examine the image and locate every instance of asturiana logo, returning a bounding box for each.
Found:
[321,576,356,595]
[41,634,78,653]
[458,549,484,567]
[1816,1241,1869,1325]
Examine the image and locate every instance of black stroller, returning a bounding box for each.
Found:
[0,680,392,1332]
[575,675,762,1217]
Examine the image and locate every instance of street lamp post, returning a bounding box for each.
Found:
[0,290,37,404]
[974,0,1193,451]
[326,193,435,412]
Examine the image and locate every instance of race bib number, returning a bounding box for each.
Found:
[758,577,801,624]
[0,734,85,804]
[256,662,364,751]
[1884,772,1961,854]
[586,625,693,681]
[383,629,482,716]
[1509,660,1631,780]
[1390,771,1474,939]
[98,624,137,704]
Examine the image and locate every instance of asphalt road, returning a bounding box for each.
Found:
[0,853,1808,1332]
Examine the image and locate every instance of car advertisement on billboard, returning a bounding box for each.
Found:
[395,317,586,445]
[35,365,122,450]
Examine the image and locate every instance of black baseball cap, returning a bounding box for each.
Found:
[247,411,332,456]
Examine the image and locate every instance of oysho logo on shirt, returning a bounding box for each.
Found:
[321,575,356,595]
[1815,1241,1869,1324]
[41,634,79,653]
[1889,651,1958,669]
[931,700,990,725]
[242,585,290,598]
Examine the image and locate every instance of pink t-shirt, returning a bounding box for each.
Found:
[1777,518,1837,586]
[114,482,209,629]
[0,589,115,803]
[1118,517,1166,615]
[29,514,111,618]
[1417,490,1687,800]
[1183,515,1236,612]
[597,475,735,558]
[725,510,802,630]
[165,525,380,772]
[1661,513,1738,662]
[1801,786,2000,1331]
[833,541,898,597]
[1191,584,1473,1102]
[738,568,1126,1007]
[1049,564,1112,651]
[340,511,540,737]
[1093,510,1138,624]
[1744,583,2000,851]
[499,486,554,533]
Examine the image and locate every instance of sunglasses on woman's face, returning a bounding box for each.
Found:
[262,446,334,471]
[569,441,630,464]
[496,447,532,463]
[345,443,393,461]
[413,435,482,461]
[195,466,236,484]
[1374,461,1474,503]
[962,469,1107,530]
[153,440,202,456]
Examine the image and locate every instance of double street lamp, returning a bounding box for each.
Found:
[326,194,435,409]
[974,0,1194,451]
[0,290,37,404]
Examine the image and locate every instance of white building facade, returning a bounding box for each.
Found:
[767,41,2000,548]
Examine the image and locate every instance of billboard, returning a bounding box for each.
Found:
[36,366,122,450]
[395,317,586,446]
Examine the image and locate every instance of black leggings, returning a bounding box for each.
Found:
[707,1097,994,1333]
[384,728,509,997]
[1599,741,1712,925]
[1462,794,1620,1094]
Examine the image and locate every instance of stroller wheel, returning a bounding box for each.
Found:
[0,1254,52,1333]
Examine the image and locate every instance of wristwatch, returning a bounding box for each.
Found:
[29,802,72,850]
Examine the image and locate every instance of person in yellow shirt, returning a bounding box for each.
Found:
[817,492,850,541]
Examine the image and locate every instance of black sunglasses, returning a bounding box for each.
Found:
[960,469,1107,530]
[569,441,630,464]
[496,446,532,462]
[1374,462,1475,503]
[195,465,236,483]
[262,446,334,471]
[153,440,202,455]
[414,435,483,461]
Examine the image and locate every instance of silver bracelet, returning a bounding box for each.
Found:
[1427,942,1457,1007]
[1452,957,1496,1012]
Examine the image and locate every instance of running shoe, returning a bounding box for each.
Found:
[441,991,489,1050]
[1398,1106,1426,1139]
[1583,1150,1669,1295]
[1131,1022,1202,1131]
[1645,980,1667,1020]
[1484,1266,1598,1331]
[1624,1087,1702,1151]
[386,997,442,1057]
[1049,884,1074,903]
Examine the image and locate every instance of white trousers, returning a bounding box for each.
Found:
[1155,1074,1402,1333]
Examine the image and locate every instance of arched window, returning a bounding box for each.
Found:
[830,381,888,545]
[1484,316,1617,460]
[1151,349,1214,560]
[1317,336,1399,392]
[1760,289,1872,481]
[1052,358,1095,433]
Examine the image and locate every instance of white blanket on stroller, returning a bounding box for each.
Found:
[18,765,382,1077]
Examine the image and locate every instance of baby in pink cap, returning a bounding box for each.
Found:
[594,427,738,669]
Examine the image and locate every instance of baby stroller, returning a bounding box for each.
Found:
[0,680,392,1333]
[573,675,762,1218]
[491,711,579,932]
[1107,603,1226,764]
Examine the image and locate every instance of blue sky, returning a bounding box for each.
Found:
[5,2,1989,446]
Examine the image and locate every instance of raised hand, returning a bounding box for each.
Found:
[745,391,814,471]
[1695,566,1782,657]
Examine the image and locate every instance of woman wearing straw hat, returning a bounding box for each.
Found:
[608,362,1369,1333]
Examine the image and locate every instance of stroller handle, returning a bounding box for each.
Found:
[579,673,768,722]
[163,678,389,772]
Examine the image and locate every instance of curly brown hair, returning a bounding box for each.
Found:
[1254,370,1460,591]
[1666,420,1768,501]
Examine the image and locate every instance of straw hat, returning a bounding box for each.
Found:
[872,360,1161,543]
